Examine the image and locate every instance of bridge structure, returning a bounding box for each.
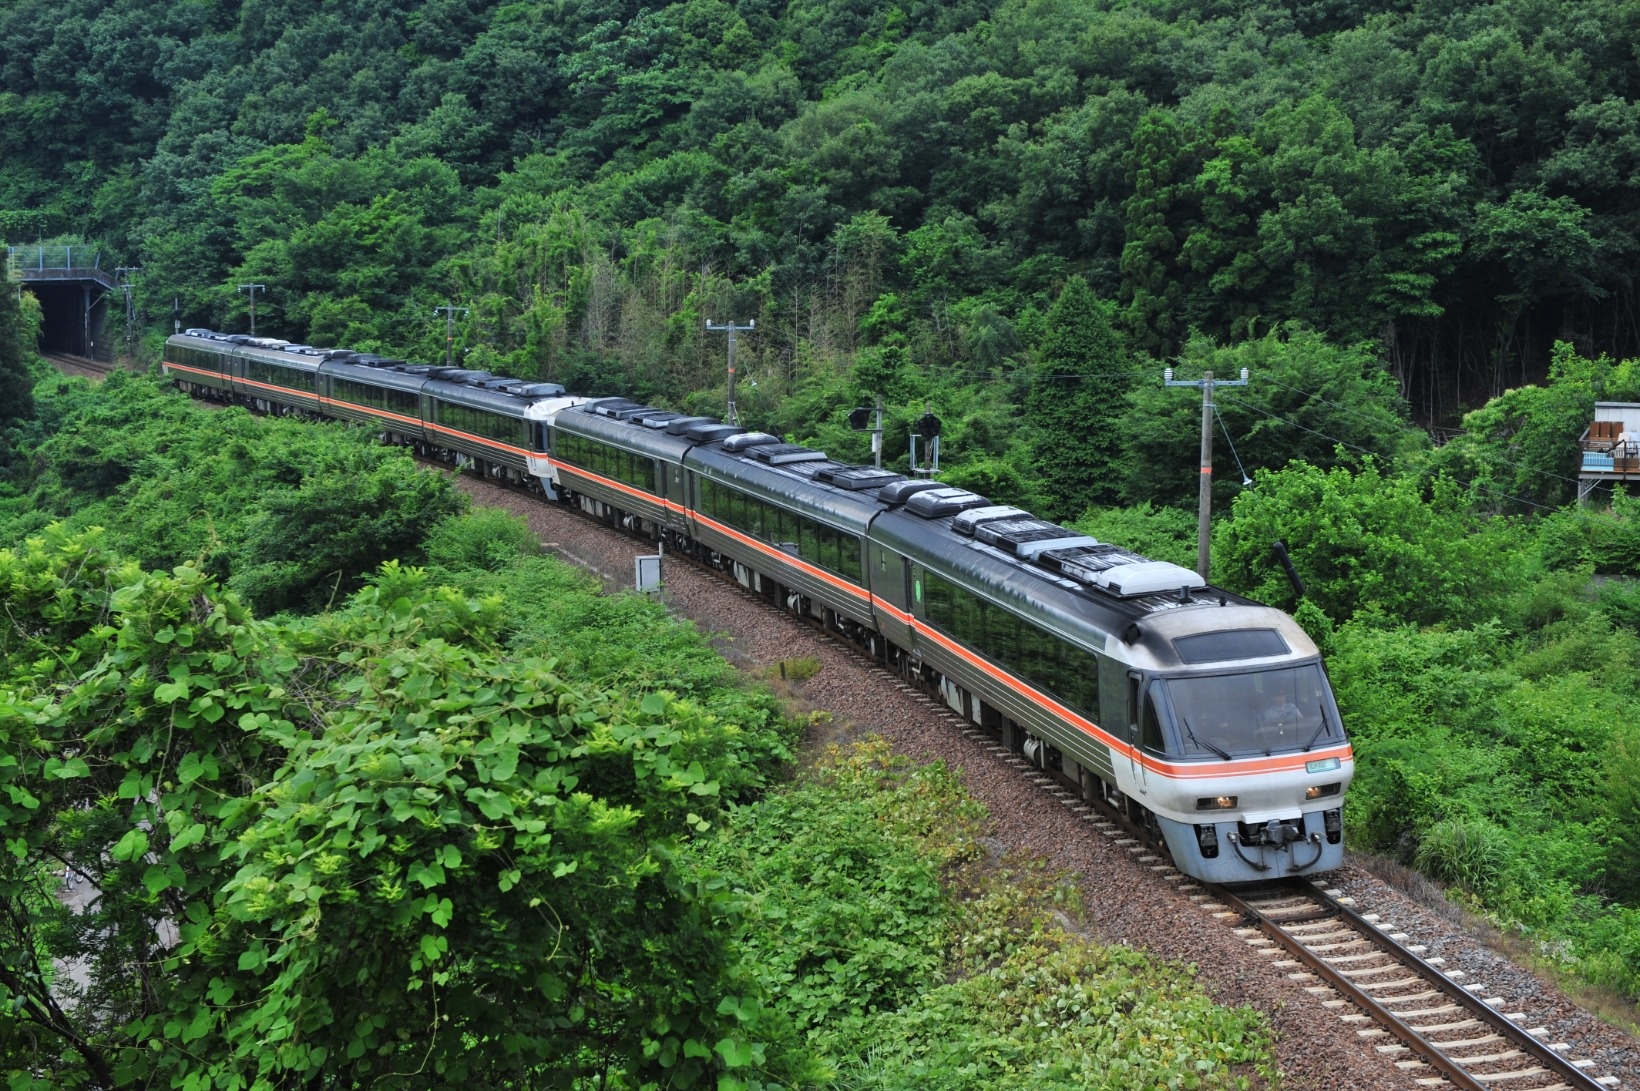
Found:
[6,244,117,363]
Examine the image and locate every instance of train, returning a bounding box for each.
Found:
[164,328,1354,884]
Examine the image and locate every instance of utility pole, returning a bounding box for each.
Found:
[237,283,266,336]
[705,317,754,425]
[1164,365,1249,582]
[434,304,469,369]
[116,266,140,356]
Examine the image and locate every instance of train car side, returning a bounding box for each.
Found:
[158,339,1354,885]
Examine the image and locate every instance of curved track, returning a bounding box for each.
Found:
[1216,882,1618,1090]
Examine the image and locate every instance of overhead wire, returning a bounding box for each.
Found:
[1212,402,1253,487]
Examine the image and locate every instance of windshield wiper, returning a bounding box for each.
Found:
[1182,716,1232,761]
[1301,710,1333,752]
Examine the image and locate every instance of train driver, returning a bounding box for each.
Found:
[1263,690,1301,728]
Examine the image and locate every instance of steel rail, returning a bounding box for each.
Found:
[41,351,116,375]
[1216,880,1613,1091]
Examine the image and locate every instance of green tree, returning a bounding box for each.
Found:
[1214,458,1521,626]
[0,534,798,1087]
[1120,109,1195,355]
[1025,276,1134,521]
[0,283,40,427]
[1119,326,1422,509]
[1426,340,1602,512]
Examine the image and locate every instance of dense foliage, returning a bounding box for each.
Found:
[0,527,804,1087]
[0,286,42,454]
[692,741,1275,1089]
[9,0,1640,429]
[0,370,465,614]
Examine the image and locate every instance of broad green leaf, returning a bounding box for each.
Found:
[170,822,207,852]
[407,860,445,889]
[113,828,150,862]
[44,756,90,779]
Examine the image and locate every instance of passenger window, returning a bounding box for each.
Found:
[818,524,839,571]
[839,537,862,583]
[988,610,1019,669]
[953,592,981,646]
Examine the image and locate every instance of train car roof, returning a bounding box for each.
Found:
[422,378,544,415]
[869,504,1309,669]
[521,395,591,421]
[169,330,323,371]
[555,400,699,459]
[687,443,887,531]
[319,358,429,392]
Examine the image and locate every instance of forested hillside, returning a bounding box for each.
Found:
[7,0,1640,426]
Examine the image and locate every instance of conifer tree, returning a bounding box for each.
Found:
[1026,276,1135,521]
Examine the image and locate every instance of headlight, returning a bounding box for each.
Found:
[1305,782,1342,800]
[1195,795,1238,810]
[1306,756,1341,774]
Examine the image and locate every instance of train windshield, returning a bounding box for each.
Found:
[1160,663,1341,758]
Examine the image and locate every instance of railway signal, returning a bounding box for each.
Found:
[846,395,885,467]
[434,304,469,369]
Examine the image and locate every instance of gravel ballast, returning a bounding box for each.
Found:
[460,476,1639,1090]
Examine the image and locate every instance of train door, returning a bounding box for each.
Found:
[668,463,685,506]
[1126,672,1150,796]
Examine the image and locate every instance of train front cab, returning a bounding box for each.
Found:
[1113,618,1354,883]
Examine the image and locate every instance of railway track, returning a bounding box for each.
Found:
[1214,882,1620,1090]
[42,351,119,379]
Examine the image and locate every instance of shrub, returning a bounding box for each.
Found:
[1413,816,1513,894]
[424,508,540,572]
